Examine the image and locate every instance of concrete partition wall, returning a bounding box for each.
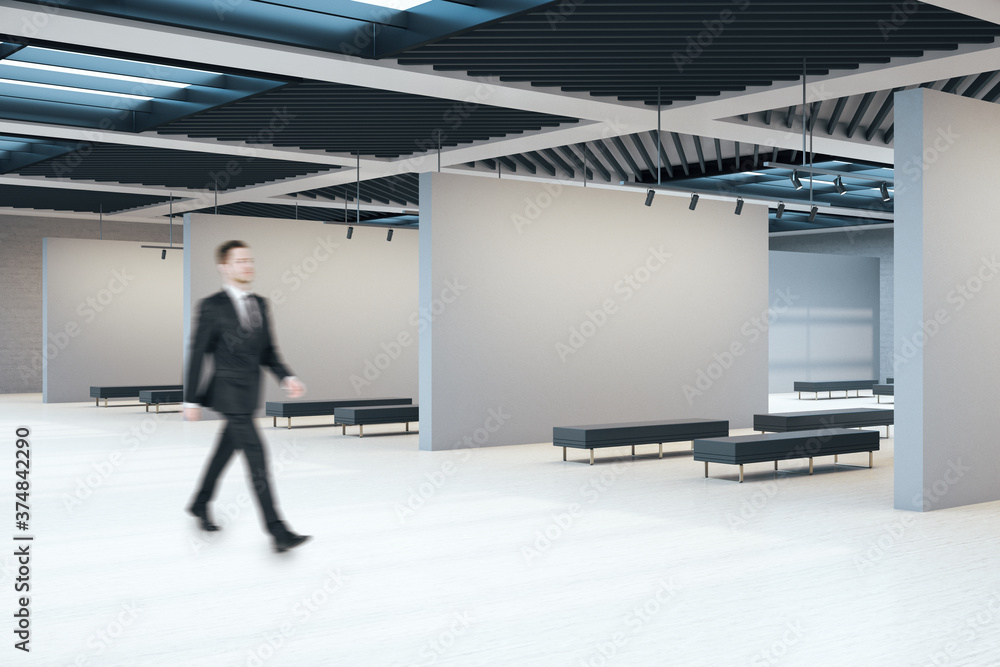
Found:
[184,214,418,407]
[768,250,880,393]
[42,238,182,402]
[419,172,769,450]
[894,88,1000,510]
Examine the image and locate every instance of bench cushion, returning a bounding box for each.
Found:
[694,428,880,465]
[90,385,182,399]
[334,405,419,425]
[554,419,729,449]
[872,384,894,396]
[139,389,183,403]
[265,398,412,417]
[753,408,892,432]
[793,380,876,392]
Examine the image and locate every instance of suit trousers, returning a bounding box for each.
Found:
[191,414,282,534]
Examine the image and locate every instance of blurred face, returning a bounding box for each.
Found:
[219,246,255,287]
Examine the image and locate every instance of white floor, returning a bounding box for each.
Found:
[3,392,1000,666]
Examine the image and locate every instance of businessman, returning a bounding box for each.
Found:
[184,240,310,553]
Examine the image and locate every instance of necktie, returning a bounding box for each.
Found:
[243,294,262,330]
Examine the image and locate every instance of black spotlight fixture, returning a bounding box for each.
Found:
[776,202,785,218]
[161,249,166,260]
[791,170,803,190]
[808,206,818,222]
[689,193,699,210]
[834,175,846,195]
[734,198,744,215]
[347,226,354,239]
[880,182,891,202]
[386,229,393,242]
[644,189,655,207]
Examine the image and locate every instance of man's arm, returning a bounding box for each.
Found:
[184,297,217,420]
[259,297,305,398]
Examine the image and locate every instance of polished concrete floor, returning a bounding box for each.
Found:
[2,391,999,666]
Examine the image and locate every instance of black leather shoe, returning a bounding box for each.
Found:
[273,531,311,553]
[187,505,219,532]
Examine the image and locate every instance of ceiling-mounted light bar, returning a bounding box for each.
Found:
[0,60,190,88]
[0,77,154,100]
[765,161,894,185]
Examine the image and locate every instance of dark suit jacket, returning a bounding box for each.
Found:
[184,290,292,415]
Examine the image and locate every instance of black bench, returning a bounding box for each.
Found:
[753,408,893,438]
[265,398,413,428]
[90,384,182,407]
[334,405,419,437]
[872,385,894,403]
[139,389,183,413]
[553,419,730,465]
[693,428,880,482]
[793,380,876,400]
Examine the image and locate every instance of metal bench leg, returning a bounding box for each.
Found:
[590,449,595,465]
[105,398,108,407]
[739,465,744,483]
[145,404,149,412]
[287,417,291,429]
[563,447,566,462]
[96,397,99,407]
[704,461,708,478]
[834,455,838,463]
[774,461,778,470]
[631,445,635,457]
[659,443,662,458]
[869,451,873,468]
[156,404,160,414]
[342,425,346,435]
[809,458,814,475]
[360,424,364,438]
[273,417,277,428]
[406,422,410,432]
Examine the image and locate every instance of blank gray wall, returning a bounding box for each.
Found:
[42,238,183,402]
[0,214,181,394]
[419,172,769,450]
[184,214,418,407]
[769,227,893,382]
[768,250,880,393]
[895,88,1000,511]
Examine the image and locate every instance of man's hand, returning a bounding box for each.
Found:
[282,377,306,399]
[184,407,202,422]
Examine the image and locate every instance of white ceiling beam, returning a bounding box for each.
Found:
[0,175,205,197]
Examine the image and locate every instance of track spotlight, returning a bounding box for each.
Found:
[386,229,393,242]
[644,189,655,207]
[808,206,818,222]
[347,226,353,239]
[689,193,699,210]
[776,202,785,218]
[834,175,846,195]
[161,249,166,260]
[791,170,803,190]
[880,182,891,202]
[734,198,744,215]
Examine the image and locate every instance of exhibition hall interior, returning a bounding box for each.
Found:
[3,1,1000,664]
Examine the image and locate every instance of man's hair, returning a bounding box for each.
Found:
[216,240,249,265]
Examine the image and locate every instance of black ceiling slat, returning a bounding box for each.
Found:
[714,139,723,172]
[845,92,876,139]
[541,148,574,179]
[610,136,643,181]
[806,101,823,133]
[497,155,517,172]
[526,150,556,177]
[734,141,740,172]
[511,153,537,175]
[592,139,629,183]
[962,71,998,98]
[648,131,673,178]
[481,159,497,171]
[941,76,966,93]
[884,124,895,145]
[670,133,689,177]
[864,87,904,142]
[752,144,759,170]
[579,143,611,182]
[763,109,772,126]
[629,134,657,177]
[983,79,1000,103]
[784,105,796,129]
[556,146,594,181]
[826,97,849,135]
[692,135,707,174]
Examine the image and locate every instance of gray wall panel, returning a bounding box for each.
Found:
[768,250,880,393]
[43,238,183,402]
[419,173,769,450]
